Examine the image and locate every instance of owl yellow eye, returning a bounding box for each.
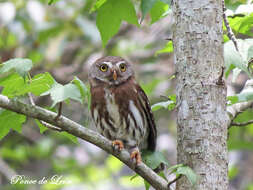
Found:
[100,64,108,72]
[119,64,126,72]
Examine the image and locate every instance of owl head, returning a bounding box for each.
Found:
[88,56,134,87]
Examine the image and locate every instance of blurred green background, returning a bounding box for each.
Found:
[0,0,252,190]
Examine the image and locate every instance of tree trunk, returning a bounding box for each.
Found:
[172,0,229,189]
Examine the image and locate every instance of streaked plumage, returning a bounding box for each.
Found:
[88,56,157,163]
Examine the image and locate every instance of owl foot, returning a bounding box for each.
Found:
[130,149,142,165]
[112,140,124,151]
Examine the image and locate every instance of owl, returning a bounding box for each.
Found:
[88,56,157,164]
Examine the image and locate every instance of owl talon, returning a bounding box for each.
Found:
[130,150,142,164]
[112,140,124,151]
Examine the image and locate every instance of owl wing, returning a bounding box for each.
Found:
[136,84,157,152]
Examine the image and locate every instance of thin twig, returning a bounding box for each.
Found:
[227,79,253,128]
[28,93,62,132]
[230,120,253,128]
[0,94,169,190]
[222,0,239,52]
[168,174,182,188]
[55,102,63,120]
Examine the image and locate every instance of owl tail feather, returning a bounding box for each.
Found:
[147,132,156,152]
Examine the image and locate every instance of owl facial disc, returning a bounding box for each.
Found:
[89,56,134,87]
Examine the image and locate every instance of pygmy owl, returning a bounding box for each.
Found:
[88,56,157,164]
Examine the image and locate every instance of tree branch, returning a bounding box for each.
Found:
[227,101,253,126]
[230,120,253,128]
[222,0,239,52]
[227,79,253,127]
[28,93,62,132]
[0,94,168,190]
[0,157,17,181]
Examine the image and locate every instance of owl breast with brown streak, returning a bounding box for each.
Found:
[91,78,149,150]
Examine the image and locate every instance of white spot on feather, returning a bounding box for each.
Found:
[129,100,143,130]
[103,61,112,67]
[93,109,99,123]
[116,61,125,66]
[104,88,121,126]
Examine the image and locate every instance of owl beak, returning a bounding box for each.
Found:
[113,70,117,81]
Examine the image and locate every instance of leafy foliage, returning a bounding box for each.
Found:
[228,13,253,37]
[150,1,170,24]
[0,72,54,98]
[0,109,26,140]
[168,164,198,186]
[96,0,139,47]
[141,0,158,20]
[142,150,169,169]
[0,58,33,78]
[48,0,59,5]
[155,41,173,56]
[0,58,84,145]
[41,81,86,108]
[224,39,253,78]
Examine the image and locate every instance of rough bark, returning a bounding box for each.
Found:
[172,0,229,189]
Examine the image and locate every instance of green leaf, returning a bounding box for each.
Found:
[142,150,169,169]
[96,0,139,47]
[0,58,33,78]
[35,119,48,134]
[168,163,184,172]
[72,76,89,102]
[48,0,59,5]
[224,39,253,78]
[168,164,197,185]
[144,179,151,190]
[0,73,26,98]
[0,72,54,98]
[155,41,173,56]
[237,13,253,36]
[176,166,198,185]
[61,132,78,144]
[225,0,246,11]
[227,13,253,36]
[150,1,169,24]
[233,109,253,123]
[26,72,55,96]
[41,82,83,107]
[141,0,158,20]
[0,109,26,140]
[227,81,253,104]
[90,0,107,13]
[227,95,239,105]
[229,92,253,104]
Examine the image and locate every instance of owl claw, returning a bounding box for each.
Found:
[112,140,124,151]
[130,150,142,164]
